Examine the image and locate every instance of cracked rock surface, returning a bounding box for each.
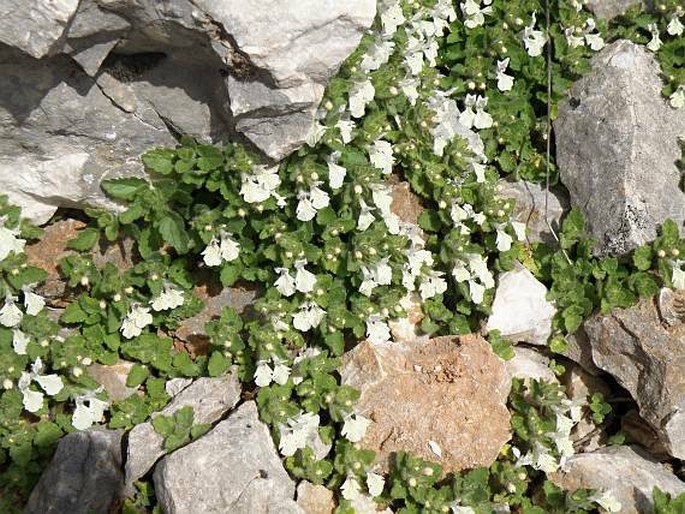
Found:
[0,0,375,223]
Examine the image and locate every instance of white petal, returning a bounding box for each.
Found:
[366,472,385,497]
[22,388,44,413]
[12,329,29,355]
[275,269,297,297]
[305,122,326,147]
[295,264,317,294]
[672,265,685,290]
[336,119,356,144]
[342,413,371,443]
[341,476,362,501]
[349,80,375,119]
[272,362,291,385]
[0,299,23,328]
[23,290,45,316]
[310,186,330,210]
[469,280,486,304]
[327,161,347,190]
[511,221,527,241]
[254,361,274,387]
[34,373,64,396]
[296,196,317,222]
[496,228,514,252]
[72,403,96,430]
[0,227,26,262]
[202,238,223,267]
[667,17,684,36]
[369,140,394,175]
[219,234,240,262]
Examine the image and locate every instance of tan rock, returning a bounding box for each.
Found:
[87,360,138,402]
[390,180,424,225]
[296,482,335,514]
[340,335,511,474]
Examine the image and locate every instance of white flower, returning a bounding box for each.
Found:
[496,58,514,92]
[472,161,487,183]
[342,413,371,443]
[361,40,396,73]
[120,304,153,339]
[460,0,493,29]
[357,199,376,231]
[511,221,527,241]
[400,77,420,105]
[296,185,330,222]
[0,296,23,328]
[381,1,406,36]
[305,121,327,147]
[589,490,622,513]
[366,314,391,344]
[12,329,29,355]
[274,267,296,297]
[496,227,514,252]
[451,506,476,514]
[150,283,185,311]
[72,389,109,430]
[202,232,240,266]
[515,442,559,472]
[583,18,605,51]
[469,280,486,304]
[369,139,394,175]
[0,225,26,262]
[254,357,292,387]
[667,16,684,37]
[366,472,385,497]
[360,258,393,297]
[336,118,356,144]
[341,476,362,501]
[428,440,443,458]
[240,165,282,204]
[327,158,347,190]
[292,301,326,332]
[22,287,45,316]
[419,270,448,300]
[460,95,493,130]
[371,184,401,234]
[646,23,662,52]
[670,86,685,109]
[294,260,317,294]
[523,12,548,57]
[565,27,585,48]
[18,358,64,413]
[672,262,685,289]
[349,79,375,118]
[278,411,320,456]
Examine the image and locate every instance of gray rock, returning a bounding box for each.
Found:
[125,372,241,488]
[153,401,302,514]
[496,180,568,245]
[549,446,685,514]
[555,40,685,256]
[585,0,647,20]
[25,429,124,514]
[504,347,558,385]
[164,378,193,398]
[0,0,79,59]
[560,327,602,376]
[486,262,556,346]
[584,297,685,459]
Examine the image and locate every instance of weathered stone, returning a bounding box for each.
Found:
[657,287,685,327]
[25,429,124,514]
[550,446,685,514]
[387,293,428,344]
[486,262,556,346]
[0,1,376,220]
[0,0,80,59]
[154,401,302,514]
[621,409,672,460]
[296,482,336,514]
[555,40,685,256]
[561,366,611,452]
[560,327,602,376]
[87,360,138,402]
[585,0,646,20]
[164,378,193,398]
[584,296,685,459]
[504,347,558,385]
[125,372,241,488]
[496,179,568,245]
[341,335,511,473]
[390,180,425,226]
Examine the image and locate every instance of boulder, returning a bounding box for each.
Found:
[296,481,336,514]
[555,40,685,256]
[504,347,558,385]
[340,335,511,474]
[87,360,138,402]
[0,1,376,222]
[153,401,302,514]
[25,429,124,514]
[125,372,241,488]
[584,297,685,459]
[485,261,556,346]
[585,0,646,20]
[549,446,685,514]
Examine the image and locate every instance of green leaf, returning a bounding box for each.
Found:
[151,415,175,437]
[61,302,88,324]
[632,245,653,271]
[126,364,150,388]
[119,203,148,225]
[207,351,230,377]
[157,212,190,253]
[142,149,176,175]
[66,227,100,251]
[220,263,242,286]
[418,210,442,232]
[101,178,148,201]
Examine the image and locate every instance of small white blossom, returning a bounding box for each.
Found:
[400,77,420,105]
[496,226,514,252]
[381,1,406,36]
[589,490,622,513]
[120,304,153,339]
[12,329,29,355]
[366,314,391,344]
[419,270,448,300]
[515,442,559,472]
[294,260,317,294]
[460,0,493,29]
[326,157,347,190]
[361,40,396,73]
[278,411,320,456]
[667,16,684,37]
[150,283,185,311]
[336,118,356,144]
[342,413,371,443]
[366,471,385,497]
[18,358,64,413]
[202,232,240,266]
[460,95,493,130]
[672,261,685,289]
[565,27,585,48]
[292,301,326,332]
[496,58,514,92]
[428,440,443,458]
[240,165,282,204]
[357,199,376,231]
[670,86,685,109]
[511,221,527,241]
[0,225,26,262]
[341,476,362,501]
[359,258,393,297]
[254,357,292,387]
[72,389,109,430]
[646,23,662,52]
[274,267,296,297]
[371,184,401,234]
[349,79,376,118]
[369,139,394,175]
[583,18,605,51]
[22,286,45,316]
[0,296,23,328]
[523,12,548,57]
[296,184,330,222]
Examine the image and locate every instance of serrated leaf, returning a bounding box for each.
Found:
[66,227,100,251]
[126,364,150,388]
[142,149,175,175]
[101,178,147,201]
[157,212,190,253]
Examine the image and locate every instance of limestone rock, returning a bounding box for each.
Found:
[555,40,685,256]
[125,372,241,488]
[656,287,685,327]
[621,410,672,460]
[25,429,124,514]
[496,179,568,245]
[340,335,511,473]
[153,401,302,514]
[561,366,611,452]
[164,378,193,398]
[504,347,558,385]
[87,360,138,402]
[549,446,685,514]
[486,262,556,346]
[585,0,646,20]
[584,297,685,459]
[560,327,602,376]
[296,482,336,514]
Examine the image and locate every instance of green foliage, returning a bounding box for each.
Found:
[151,406,210,452]
[588,392,612,425]
[653,487,685,514]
